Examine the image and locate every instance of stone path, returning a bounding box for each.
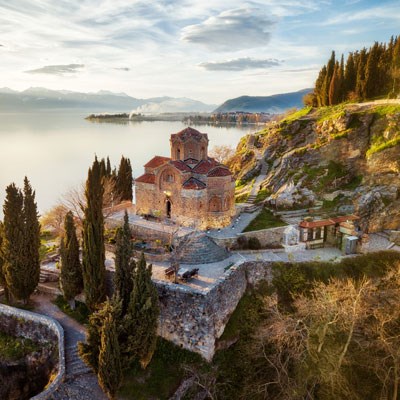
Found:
[31,294,107,400]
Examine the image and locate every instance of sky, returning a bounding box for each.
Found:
[0,0,399,104]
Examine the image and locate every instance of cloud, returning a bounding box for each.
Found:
[114,67,130,71]
[181,7,276,51]
[25,64,85,75]
[199,57,281,71]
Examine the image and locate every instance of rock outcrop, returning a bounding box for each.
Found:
[227,101,400,231]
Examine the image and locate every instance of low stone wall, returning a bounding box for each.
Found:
[0,304,65,399]
[239,226,286,247]
[109,261,272,361]
[212,226,286,249]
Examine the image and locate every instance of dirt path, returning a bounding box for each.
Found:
[31,293,107,400]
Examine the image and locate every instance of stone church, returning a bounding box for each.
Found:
[135,127,235,229]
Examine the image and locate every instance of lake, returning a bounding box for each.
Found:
[0,112,258,215]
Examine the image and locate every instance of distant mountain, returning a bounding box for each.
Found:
[214,88,312,114]
[0,87,215,113]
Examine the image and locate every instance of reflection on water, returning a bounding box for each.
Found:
[0,112,257,214]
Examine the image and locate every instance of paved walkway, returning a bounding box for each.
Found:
[31,294,107,400]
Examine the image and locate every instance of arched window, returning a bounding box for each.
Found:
[163,172,174,182]
[201,147,205,159]
[176,148,181,160]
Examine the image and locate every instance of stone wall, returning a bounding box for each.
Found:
[108,261,272,361]
[212,226,286,249]
[0,304,65,400]
[239,226,286,247]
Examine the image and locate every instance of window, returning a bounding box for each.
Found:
[176,148,181,160]
[163,172,174,182]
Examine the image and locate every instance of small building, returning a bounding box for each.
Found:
[135,127,235,229]
[299,215,360,252]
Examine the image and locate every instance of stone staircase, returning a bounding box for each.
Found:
[65,344,92,379]
[178,233,229,264]
[242,194,260,213]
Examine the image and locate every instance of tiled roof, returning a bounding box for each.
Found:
[207,166,232,177]
[182,177,207,190]
[144,156,170,168]
[184,158,199,165]
[135,173,155,184]
[192,158,219,174]
[171,127,206,142]
[170,160,192,172]
[299,219,334,228]
[299,215,359,229]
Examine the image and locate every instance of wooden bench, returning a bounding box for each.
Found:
[164,266,175,278]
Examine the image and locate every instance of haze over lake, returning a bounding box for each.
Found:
[0,112,254,215]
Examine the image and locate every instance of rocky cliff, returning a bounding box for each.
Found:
[227,100,400,232]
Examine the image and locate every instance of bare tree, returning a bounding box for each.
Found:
[209,145,235,164]
[252,278,372,399]
[58,177,122,226]
[361,264,400,400]
[41,204,69,236]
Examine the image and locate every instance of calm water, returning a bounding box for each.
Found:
[0,112,256,215]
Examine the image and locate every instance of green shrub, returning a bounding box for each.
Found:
[248,237,261,250]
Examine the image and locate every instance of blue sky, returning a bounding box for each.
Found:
[0,0,399,103]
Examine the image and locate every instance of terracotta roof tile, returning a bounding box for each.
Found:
[184,158,199,165]
[207,166,232,177]
[170,160,192,172]
[144,156,170,168]
[182,177,206,190]
[192,158,219,174]
[299,215,359,229]
[299,219,334,228]
[171,127,206,142]
[135,173,155,184]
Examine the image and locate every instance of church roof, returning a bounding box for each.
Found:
[144,156,170,168]
[207,166,232,177]
[135,173,156,184]
[170,160,192,172]
[192,158,219,174]
[171,127,207,142]
[182,177,207,190]
[184,158,199,165]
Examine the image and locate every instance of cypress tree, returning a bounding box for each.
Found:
[99,157,107,179]
[98,313,122,400]
[355,48,367,100]
[391,37,400,96]
[22,177,40,302]
[123,253,159,369]
[344,52,357,98]
[365,42,380,99]
[321,51,336,106]
[3,184,26,303]
[106,157,112,177]
[82,157,106,312]
[78,296,122,374]
[60,211,83,309]
[0,222,9,303]
[329,62,341,105]
[117,156,133,202]
[114,211,135,314]
[315,66,327,107]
